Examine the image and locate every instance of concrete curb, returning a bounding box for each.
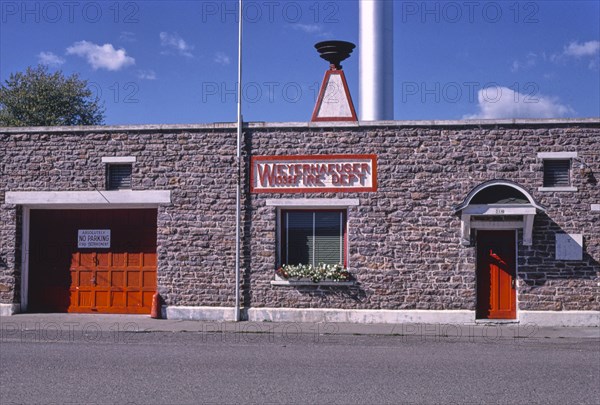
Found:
[1,314,598,340]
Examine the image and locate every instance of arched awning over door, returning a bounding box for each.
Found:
[454,180,546,246]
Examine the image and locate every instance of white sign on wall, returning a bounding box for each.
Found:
[78,229,111,248]
[555,233,582,261]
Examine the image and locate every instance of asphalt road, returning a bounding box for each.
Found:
[1,331,599,404]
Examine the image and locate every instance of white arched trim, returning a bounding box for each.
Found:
[454,179,545,213]
[454,180,545,247]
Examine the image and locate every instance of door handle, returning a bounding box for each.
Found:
[511,278,516,289]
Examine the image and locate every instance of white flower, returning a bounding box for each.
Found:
[279,263,350,282]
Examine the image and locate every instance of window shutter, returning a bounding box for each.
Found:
[286,211,314,266]
[107,164,132,190]
[543,160,570,187]
[314,212,343,266]
[283,210,346,267]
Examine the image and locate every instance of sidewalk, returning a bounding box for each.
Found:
[1,313,599,341]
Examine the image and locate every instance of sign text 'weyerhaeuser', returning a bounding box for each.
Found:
[251,155,377,193]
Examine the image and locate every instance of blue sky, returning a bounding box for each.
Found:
[1,0,599,125]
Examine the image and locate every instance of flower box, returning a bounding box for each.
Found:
[270,275,355,287]
[271,263,355,286]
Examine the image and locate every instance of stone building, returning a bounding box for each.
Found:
[1,118,598,326]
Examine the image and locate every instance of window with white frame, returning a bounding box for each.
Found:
[280,210,347,267]
[102,157,135,191]
[537,152,577,191]
[106,164,132,190]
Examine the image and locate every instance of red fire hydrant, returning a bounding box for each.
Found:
[150,292,162,319]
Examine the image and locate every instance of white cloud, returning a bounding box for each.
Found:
[137,70,157,80]
[119,31,136,43]
[37,51,65,67]
[464,86,574,119]
[160,32,194,57]
[66,41,135,71]
[292,24,322,34]
[510,52,537,72]
[563,40,600,58]
[214,52,230,66]
[551,40,600,70]
[289,23,331,38]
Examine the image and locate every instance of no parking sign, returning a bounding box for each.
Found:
[77,229,111,248]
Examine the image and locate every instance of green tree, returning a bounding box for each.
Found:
[0,65,105,126]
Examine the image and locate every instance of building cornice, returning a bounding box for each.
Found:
[1,118,599,134]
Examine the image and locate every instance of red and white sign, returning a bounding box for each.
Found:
[251,155,377,193]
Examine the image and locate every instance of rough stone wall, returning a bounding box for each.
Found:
[1,122,599,312]
[0,203,18,302]
[0,130,238,307]
[243,124,600,311]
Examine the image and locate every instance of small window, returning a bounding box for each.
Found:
[281,210,346,267]
[543,160,570,187]
[106,164,132,190]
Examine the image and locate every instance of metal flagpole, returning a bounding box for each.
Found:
[234,0,243,322]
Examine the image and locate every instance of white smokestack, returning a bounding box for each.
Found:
[359,0,394,121]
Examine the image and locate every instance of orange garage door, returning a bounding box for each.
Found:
[28,209,157,314]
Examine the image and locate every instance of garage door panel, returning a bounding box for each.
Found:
[69,290,78,307]
[29,209,157,314]
[142,291,154,307]
[97,253,110,267]
[78,291,92,307]
[111,271,125,287]
[127,271,140,288]
[112,253,126,267]
[111,292,125,307]
[79,253,95,268]
[127,253,141,267]
[143,253,157,267]
[79,271,93,286]
[71,253,80,268]
[126,291,141,307]
[95,291,109,307]
[96,271,110,287]
[142,271,156,287]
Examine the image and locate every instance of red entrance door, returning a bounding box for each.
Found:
[476,230,516,319]
[28,209,157,314]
